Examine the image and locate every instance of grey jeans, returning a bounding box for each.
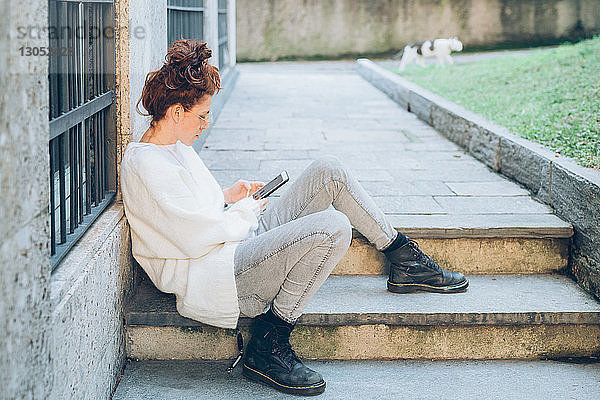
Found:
[233,155,398,324]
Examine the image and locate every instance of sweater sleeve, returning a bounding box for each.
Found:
[124,156,261,259]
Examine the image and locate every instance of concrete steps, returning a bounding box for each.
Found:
[116,60,598,398]
[112,359,600,400]
[124,219,585,363]
[125,273,600,361]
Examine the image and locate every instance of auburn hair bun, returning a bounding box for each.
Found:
[163,40,215,89]
[136,39,221,126]
[166,40,212,66]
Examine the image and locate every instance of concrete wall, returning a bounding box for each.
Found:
[236,0,600,61]
[0,0,53,399]
[129,0,167,142]
[50,204,133,400]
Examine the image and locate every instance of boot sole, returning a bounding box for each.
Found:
[242,363,326,396]
[387,279,469,294]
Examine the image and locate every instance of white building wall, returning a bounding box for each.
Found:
[227,0,237,67]
[203,0,220,68]
[129,0,168,142]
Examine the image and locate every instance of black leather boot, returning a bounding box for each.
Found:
[383,235,468,293]
[242,310,326,396]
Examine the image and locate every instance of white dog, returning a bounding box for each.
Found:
[393,38,463,70]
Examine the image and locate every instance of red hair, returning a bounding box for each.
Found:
[136,39,222,126]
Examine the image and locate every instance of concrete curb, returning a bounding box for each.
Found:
[355,58,600,300]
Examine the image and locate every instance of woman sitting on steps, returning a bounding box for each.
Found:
[120,39,468,397]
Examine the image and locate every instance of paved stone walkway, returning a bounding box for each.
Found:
[200,61,566,233]
[113,359,600,400]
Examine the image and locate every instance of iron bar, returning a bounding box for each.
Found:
[100,4,105,93]
[58,135,67,244]
[93,3,97,95]
[83,3,89,102]
[77,122,83,223]
[167,6,205,12]
[50,140,56,255]
[49,91,113,140]
[58,1,68,114]
[94,112,100,206]
[69,2,76,110]
[84,116,91,215]
[69,126,76,233]
[99,109,105,201]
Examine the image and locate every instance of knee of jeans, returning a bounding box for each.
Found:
[310,154,347,179]
[324,209,352,250]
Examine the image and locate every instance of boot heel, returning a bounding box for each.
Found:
[387,280,418,293]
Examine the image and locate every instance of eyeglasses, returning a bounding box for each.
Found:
[185,108,211,123]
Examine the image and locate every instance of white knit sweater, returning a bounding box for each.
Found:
[120,140,261,329]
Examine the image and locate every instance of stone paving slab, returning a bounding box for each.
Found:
[446,181,530,196]
[433,196,553,214]
[113,359,600,400]
[359,180,456,196]
[372,196,445,214]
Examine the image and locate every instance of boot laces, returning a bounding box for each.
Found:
[406,239,442,273]
[265,328,300,370]
[266,328,301,369]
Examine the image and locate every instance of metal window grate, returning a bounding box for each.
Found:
[167,0,230,72]
[167,0,204,46]
[48,0,117,270]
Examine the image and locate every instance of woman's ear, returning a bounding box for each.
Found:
[169,103,184,123]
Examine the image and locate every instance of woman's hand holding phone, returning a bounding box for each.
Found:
[224,180,265,204]
[226,171,288,214]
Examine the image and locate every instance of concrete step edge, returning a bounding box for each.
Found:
[126,275,600,327]
[126,311,600,327]
[379,224,573,239]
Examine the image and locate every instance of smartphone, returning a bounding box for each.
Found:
[252,171,289,200]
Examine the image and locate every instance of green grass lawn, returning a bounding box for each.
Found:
[389,37,600,169]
